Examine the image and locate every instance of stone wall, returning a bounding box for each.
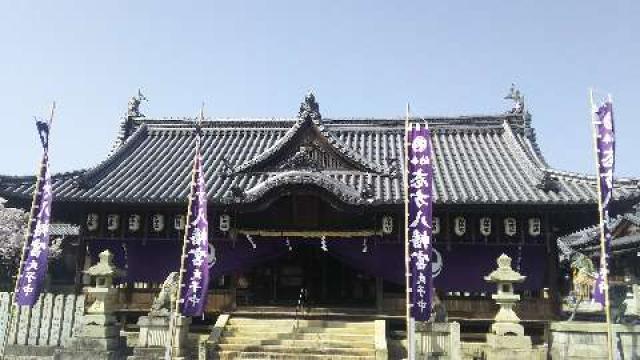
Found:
[550,321,640,360]
[0,292,84,357]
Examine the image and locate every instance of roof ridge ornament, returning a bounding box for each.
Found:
[537,171,561,193]
[298,91,321,123]
[127,89,148,118]
[504,83,525,114]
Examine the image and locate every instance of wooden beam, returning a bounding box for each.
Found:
[237,229,383,238]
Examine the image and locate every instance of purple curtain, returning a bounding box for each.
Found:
[433,244,545,292]
[210,240,288,278]
[324,240,546,291]
[127,241,181,282]
[326,240,405,285]
[89,238,288,283]
[89,238,546,291]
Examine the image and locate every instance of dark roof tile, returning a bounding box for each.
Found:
[1,115,638,206]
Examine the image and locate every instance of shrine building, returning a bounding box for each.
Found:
[1,92,639,328]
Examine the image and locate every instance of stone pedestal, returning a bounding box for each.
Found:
[129,314,191,360]
[561,301,603,314]
[550,321,640,359]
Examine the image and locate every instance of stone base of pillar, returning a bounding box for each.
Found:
[54,324,126,360]
[129,314,192,360]
[485,333,534,360]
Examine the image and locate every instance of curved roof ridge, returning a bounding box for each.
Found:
[232,120,305,173]
[542,167,639,185]
[232,117,389,175]
[78,124,149,185]
[127,112,521,128]
[317,124,389,174]
[500,121,546,179]
[236,170,366,205]
[0,168,85,184]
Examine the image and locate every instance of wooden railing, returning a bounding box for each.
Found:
[382,293,555,320]
[107,288,235,314]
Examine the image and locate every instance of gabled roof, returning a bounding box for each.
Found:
[1,95,639,207]
[557,203,640,259]
[231,94,388,175]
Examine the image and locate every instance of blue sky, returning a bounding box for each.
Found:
[1,1,638,177]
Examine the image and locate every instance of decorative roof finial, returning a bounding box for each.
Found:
[536,171,561,193]
[127,89,148,118]
[195,101,205,136]
[504,83,525,114]
[298,91,321,122]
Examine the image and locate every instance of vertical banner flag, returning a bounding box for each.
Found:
[592,99,615,306]
[179,134,210,316]
[407,123,434,320]
[15,120,53,306]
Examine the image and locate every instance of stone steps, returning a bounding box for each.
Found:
[219,337,374,348]
[217,343,375,355]
[228,318,373,328]
[222,331,373,342]
[213,316,377,359]
[217,351,375,360]
[223,326,374,336]
[220,334,373,348]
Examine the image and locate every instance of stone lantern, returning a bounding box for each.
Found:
[56,250,126,359]
[84,250,126,321]
[484,254,532,359]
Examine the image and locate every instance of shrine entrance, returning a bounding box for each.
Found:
[244,243,376,307]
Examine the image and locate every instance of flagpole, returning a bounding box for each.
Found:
[404,102,415,360]
[166,109,203,360]
[1,103,55,359]
[48,102,56,127]
[589,88,614,360]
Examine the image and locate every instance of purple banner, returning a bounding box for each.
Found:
[407,124,434,321]
[592,100,615,306]
[179,138,210,316]
[15,120,53,306]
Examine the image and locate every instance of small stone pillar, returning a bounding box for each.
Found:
[56,250,126,360]
[484,254,532,359]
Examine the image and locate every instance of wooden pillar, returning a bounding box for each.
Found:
[545,212,560,317]
[231,273,238,310]
[74,232,86,294]
[321,255,328,303]
[376,276,384,313]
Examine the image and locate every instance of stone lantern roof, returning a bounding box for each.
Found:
[484,254,526,283]
[84,250,126,279]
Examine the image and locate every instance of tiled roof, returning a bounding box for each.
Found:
[1,104,639,207]
[557,204,640,259]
